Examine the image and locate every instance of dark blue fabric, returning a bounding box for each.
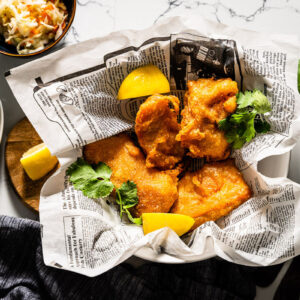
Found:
[0,215,256,300]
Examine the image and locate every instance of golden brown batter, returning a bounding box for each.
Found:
[83,133,179,217]
[176,78,238,160]
[171,160,251,229]
[135,94,184,170]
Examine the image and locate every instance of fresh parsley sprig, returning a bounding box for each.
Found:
[218,89,271,149]
[66,158,114,198]
[66,158,142,225]
[116,181,142,225]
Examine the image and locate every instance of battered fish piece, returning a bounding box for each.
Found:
[171,160,251,230]
[83,133,178,217]
[135,94,184,170]
[176,78,238,160]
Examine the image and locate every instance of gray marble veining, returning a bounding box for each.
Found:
[65,0,300,45]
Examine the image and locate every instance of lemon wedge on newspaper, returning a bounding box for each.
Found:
[117,64,170,100]
[142,213,195,236]
[20,143,58,181]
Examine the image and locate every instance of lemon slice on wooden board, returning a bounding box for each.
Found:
[20,143,58,181]
[142,213,195,236]
[117,64,170,100]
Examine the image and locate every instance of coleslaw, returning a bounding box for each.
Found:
[0,0,68,54]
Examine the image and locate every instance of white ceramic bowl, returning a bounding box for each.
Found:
[135,152,290,263]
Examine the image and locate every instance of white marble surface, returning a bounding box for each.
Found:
[0,1,299,296]
[64,0,300,45]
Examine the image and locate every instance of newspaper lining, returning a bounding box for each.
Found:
[6,16,300,276]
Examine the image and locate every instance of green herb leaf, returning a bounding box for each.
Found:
[67,158,113,199]
[254,119,271,133]
[125,210,142,225]
[236,89,271,114]
[67,159,141,225]
[66,158,96,180]
[251,90,271,114]
[94,162,112,180]
[236,90,255,109]
[218,118,230,131]
[225,128,239,144]
[116,181,141,224]
[118,181,139,208]
[82,179,114,198]
[231,112,249,123]
[218,90,271,149]
[232,138,245,150]
[243,114,256,142]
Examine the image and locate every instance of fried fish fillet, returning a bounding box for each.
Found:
[135,94,184,170]
[171,159,251,230]
[176,78,238,160]
[83,133,179,217]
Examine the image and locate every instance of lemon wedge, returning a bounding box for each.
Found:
[117,64,170,100]
[142,213,195,236]
[20,143,58,181]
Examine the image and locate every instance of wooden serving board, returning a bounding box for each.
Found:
[5,118,59,212]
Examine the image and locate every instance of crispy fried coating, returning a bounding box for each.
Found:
[176,78,238,160]
[135,94,184,170]
[83,133,179,217]
[171,159,251,230]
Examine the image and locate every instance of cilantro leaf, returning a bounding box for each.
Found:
[218,89,271,149]
[125,211,142,225]
[67,159,141,225]
[243,114,256,143]
[66,158,98,189]
[236,90,254,109]
[66,158,97,180]
[94,162,112,180]
[82,179,114,198]
[254,119,271,133]
[251,90,271,114]
[67,158,113,198]
[218,118,230,131]
[236,89,271,114]
[118,181,139,208]
[220,113,256,149]
[224,127,239,144]
[231,112,249,123]
[115,181,141,224]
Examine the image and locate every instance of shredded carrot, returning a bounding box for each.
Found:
[41,11,49,20]
[45,4,54,10]
[30,28,39,35]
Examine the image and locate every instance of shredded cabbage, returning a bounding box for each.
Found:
[0,0,68,54]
